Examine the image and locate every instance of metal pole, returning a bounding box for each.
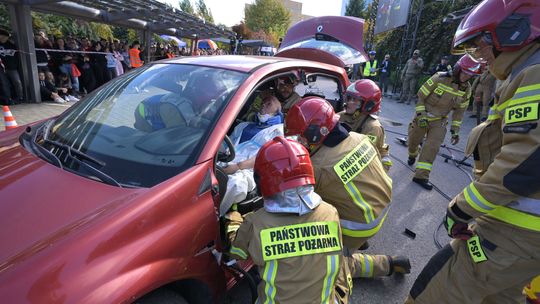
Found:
[143,30,151,63]
[8,3,41,103]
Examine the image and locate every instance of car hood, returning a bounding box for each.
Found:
[0,143,141,270]
[276,16,368,65]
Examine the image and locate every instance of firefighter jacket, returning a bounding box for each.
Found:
[281,92,302,114]
[401,57,424,78]
[464,111,502,180]
[228,201,350,304]
[339,111,392,169]
[416,72,471,134]
[448,43,540,245]
[472,69,497,97]
[311,131,393,249]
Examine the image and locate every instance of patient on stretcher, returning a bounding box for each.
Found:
[219,96,284,215]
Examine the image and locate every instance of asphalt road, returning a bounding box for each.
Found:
[350,94,476,303]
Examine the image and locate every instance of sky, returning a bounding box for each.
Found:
[160,0,344,27]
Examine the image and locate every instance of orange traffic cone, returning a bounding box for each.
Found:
[3,105,18,130]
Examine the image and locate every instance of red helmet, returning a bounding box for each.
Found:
[345,79,382,114]
[254,136,315,197]
[454,54,482,77]
[452,0,540,54]
[284,96,339,145]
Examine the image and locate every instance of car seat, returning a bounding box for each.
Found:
[134,93,191,132]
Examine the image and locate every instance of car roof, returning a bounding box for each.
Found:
[159,55,297,73]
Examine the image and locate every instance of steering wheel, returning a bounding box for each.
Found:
[217,135,235,163]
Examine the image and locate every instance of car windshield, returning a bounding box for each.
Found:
[279,39,367,65]
[47,63,247,187]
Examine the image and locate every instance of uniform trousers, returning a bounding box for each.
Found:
[408,118,447,180]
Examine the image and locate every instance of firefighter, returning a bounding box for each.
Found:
[363,50,378,81]
[399,49,424,105]
[470,68,497,121]
[405,0,540,303]
[406,54,479,190]
[225,136,350,303]
[339,79,393,171]
[285,97,411,279]
[275,76,301,114]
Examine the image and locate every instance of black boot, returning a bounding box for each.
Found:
[388,256,411,275]
[412,177,433,190]
[359,241,369,250]
[407,156,416,166]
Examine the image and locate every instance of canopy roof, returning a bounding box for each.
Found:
[4,0,232,39]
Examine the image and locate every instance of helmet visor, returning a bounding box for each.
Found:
[463,62,482,75]
[452,30,485,55]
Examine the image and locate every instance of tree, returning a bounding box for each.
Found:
[244,0,290,45]
[252,29,277,45]
[0,4,9,29]
[196,0,214,24]
[179,0,195,15]
[345,0,367,20]
[232,22,252,40]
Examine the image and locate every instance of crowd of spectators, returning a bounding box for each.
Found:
[0,27,233,105]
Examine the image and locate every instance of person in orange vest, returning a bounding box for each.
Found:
[166,47,175,59]
[129,41,144,68]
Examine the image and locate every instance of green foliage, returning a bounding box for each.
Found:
[31,12,93,39]
[127,29,139,42]
[375,0,482,71]
[345,0,368,19]
[196,0,214,24]
[0,4,9,29]
[112,26,129,41]
[244,0,291,45]
[179,0,195,15]
[89,22,113,40]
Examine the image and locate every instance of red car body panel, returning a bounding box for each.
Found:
[0,138,224,303]
[0,16,361,303]
[161,55,284,73]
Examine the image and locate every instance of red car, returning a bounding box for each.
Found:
[0,16,366,303]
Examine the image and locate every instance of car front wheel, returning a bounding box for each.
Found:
[135,288,188,304]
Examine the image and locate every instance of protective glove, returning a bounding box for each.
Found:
[444,210,473,240]
[382,157,393,172]
[224,205,243,239]
[417,117,428,128]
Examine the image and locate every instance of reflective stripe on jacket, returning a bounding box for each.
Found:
[450,43,540,234]
[129,48,143,67]
[310,132,392,249]
[230,202,349,304]
[363,60,378,77]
